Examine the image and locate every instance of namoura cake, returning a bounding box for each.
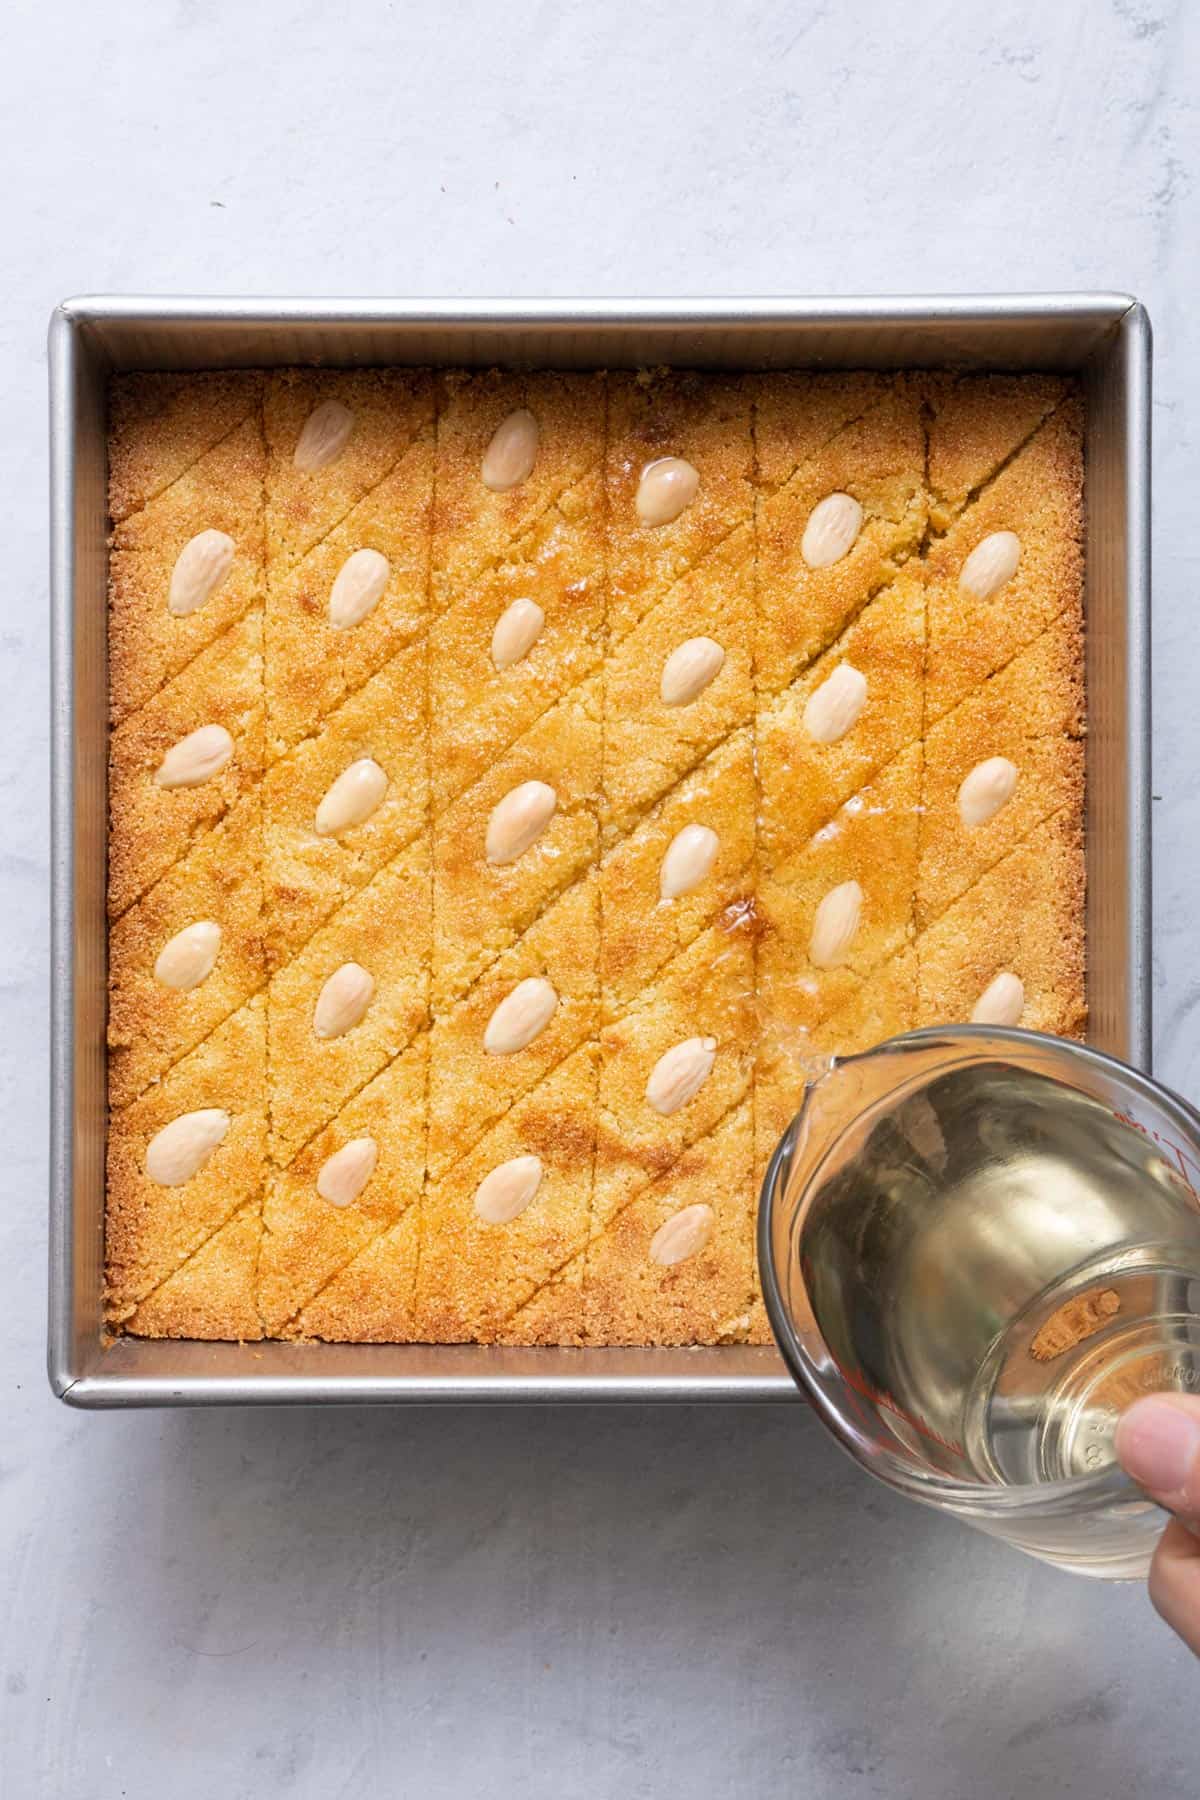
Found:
[105,367,1085,1346]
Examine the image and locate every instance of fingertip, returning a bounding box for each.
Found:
[1115,1395,1200,1501]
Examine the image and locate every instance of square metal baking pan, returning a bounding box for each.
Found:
[48,295,1152,1407]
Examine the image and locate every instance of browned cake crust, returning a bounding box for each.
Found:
[106,367,1085,1346]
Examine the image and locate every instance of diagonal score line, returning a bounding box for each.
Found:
[108,395,263,531]
[254,456,607,785]
[753,512,927,710]
[257,432,607,772]
[109,581,264,732]
[120,1194,266,1336]
[752,381,894,501]
[432,449,608,610]
[109,406,270,726]
[510,1086,753,1335]
[111,1174,266,1327]
[915,779,1083,940]
[277,1201,416,1336]
[751,384,1078,716]
[265,401,436,583]
[758,561,1083,895]
[111,412,435,746]
[107,595,271,923]
[925,392,1073,538]
[595,733,758,1010]
[110,967,269,1115]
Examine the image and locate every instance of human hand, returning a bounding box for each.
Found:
[1115,1394,1200,1655]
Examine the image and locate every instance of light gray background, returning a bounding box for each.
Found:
[4,0,1199,1794]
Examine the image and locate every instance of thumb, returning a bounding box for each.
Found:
[1115,1394,1200,1657]
[1115,1393,1200,1518]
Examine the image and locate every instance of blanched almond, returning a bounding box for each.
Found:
[168,529,235,617]
[801,492,863,568]
[645,1036,717,1116]
[649,1202,715,1267]
[154,920,222,991]
[660,636,725,707]
[491,597,545,670]
[474,1154,544,1224]
[485,779,557,865]
[660,824,719,900]
[810,880,863,969]
[294,399,355,472]
[481,408,539,491]
[636,456,700,527]
[317,1136,378,1208]
[313,961,375,1039]
[959,530,1021,601]
[957,756,1018,828]
[145,1108,229,1186]
[971,971,1026,1027]
[484,977,558,1055]
[315,757,388,836]
[155,724,234,790]
[329,548,389,630]
[803,663,868,744]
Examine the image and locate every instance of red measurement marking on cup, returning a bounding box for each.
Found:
[831,1350,966,1459]
[1110,1109,1200,1208]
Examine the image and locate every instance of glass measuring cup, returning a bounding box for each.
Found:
[758,1026,1200,1577]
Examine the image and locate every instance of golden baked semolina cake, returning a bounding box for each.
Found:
[602,522,755,840]
[923,373,1068,532]
[431,678,602,1009]
[266,838,431,1164]
[260,639,429,966]
[264,432,435,762]
[754,378,927,697]
[606,370,755,642]
[106,364,1085,1347]
[417,1042,600,1344]
[108,372,264,525]
[263,369,433,577]
[107,609,264,918]
[257,1033,429,1336]
[430,372,606,811]
[107,791,265,1109]
[924,399,1083,723]
[756,564,925,859]
[109,409,265,723]
[586,1099,758,1347]
[426,874,600,1180]
[758,741,923,1038]
[106,996,267,1327]
[599,727,756,1010]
